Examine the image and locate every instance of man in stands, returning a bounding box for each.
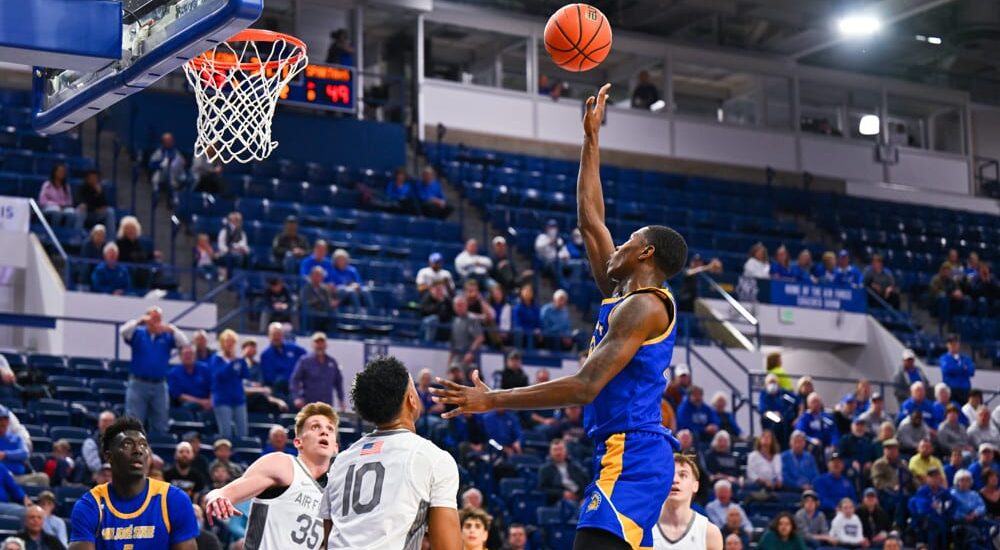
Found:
[90,242,130,295]
[892,348,927,406]
[503,524,527,550]
[940,334,975,405]
[794,490,836,547]
[499,350,528,389]
[417,166,452,219]
[968,444,999,491]
[795,392,839,450]
[18,505,62,550]
[121,306,188,435]
[857,392,889,436]
[299,240,334,283]
[537,438,588,505]
[908,466,951,550]
[36,492,66,547]
[454,239,493,287]
[148,132,186,199]
[863,254,900,308]
[677,385,720,443]
[938,404,974,454]
[908,437,944,484]
[704,480,751,538]
[0,407,42,486]
[898,381,935,426]
[289,332,345,411]
[897,409,932,456]
[208,439,243,479]
[489,236,529,294]
[832,249,862,287]
[0,460,29,519]
[929,261,970,320]
[781,430,819,491]
[964,389,984,424]
[482,408,522,457]
[758,374,797,447]
[420,281,454,342]
[215,211,250,278]
[329,249,374,313]
[182,432,211,480]
[163,442,209,502]
[81,411,115,482]
[168,346,212,413]
[262,425,296,456]
[385,167,418,214]
[813,453,857,514]
[533,219,568,281]
[449,296,484,369]
[271,216,309,273]
[77,170,116,235]
[541,289,575,351]
[259,323,305,395]
[967,406,1000,451]
[300,266,335,331]
[416,252,456,295]
[871,438,913,529]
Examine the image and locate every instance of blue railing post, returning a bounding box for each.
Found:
[114,321,121,361]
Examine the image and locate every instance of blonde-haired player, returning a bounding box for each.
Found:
[204,402,339,549]
[653,454,723,550]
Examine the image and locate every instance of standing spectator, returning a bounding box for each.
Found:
[325,29,354,66]
[34,493,65,547]
[300,266,335,331]
[908,438,944,484]
[454,239,493,287]
[534,219,569,279]
[765,352,794,392]
[812,454,857,514]
[896,410,931,456]
[781,432,819,491]
[512,284,542,350]
[76,170,115,234]
[163,442,209,501]
[207,330,249,439]
[259,277,294,331]
[121,306,188,434]
[747,430,783,490]
[216,212,249,279]
[758,512,806,550]
[37,164,75,228]
[416,253,456,295]
[794,490,836,547]
[537,438,588,504]
[384,168,417,214]
[705,431,740,485]
[892,349,927,406]
[828,498,866,548]
[908,467,951,550]
[857,488,891,546]
[677,385,720,443]
[90,243,131,295]
[938,404,974,454]
[208,439,243,479]
[540,289,574,350]
[16,506,63,550]
[863,254,900,308]
[299,240,333,281]
[759,374,797,448]
[790,250,817,284]
[742,242,770,279]
[857,392,890,436]
[482,409,522,456]
[832,250,863,287]
[770,245,794,280]
[499,350,528,390]
[711,392,741,440]
[262,425,296,455]
[449,296,484,369]
[329,249,374,313]
[664,363,692,409]
[871,438,913,529]
[705,480,752,537]
[271,217,309,273]
[968,409,1000,452]
[795,392,839,449]
[148,132,186,199]
[289,332,345,411]
[420,282,454,342]
[630,70,660,110]
[259,323,305,394]
[168,345,212,412]
[940,333,975,405]
[80,410,114,482]
[416,167,451,219]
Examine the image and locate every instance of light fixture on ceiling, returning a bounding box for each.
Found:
[927,36,942,45]
[650,100,666,112]
[859,114,880,136]
[837,14,882,37]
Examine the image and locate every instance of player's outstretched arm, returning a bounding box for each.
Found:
[432,293,667,416]
[204,452,292,523]
[427,507,462,550]
[578,83,617,298]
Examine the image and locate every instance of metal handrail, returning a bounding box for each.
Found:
[865,287,921,336]
[699,272,758,327]
[168,271,248,325]
[28,199,70,284]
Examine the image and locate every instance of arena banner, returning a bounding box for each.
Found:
[0,196,30,233]
[757,279,867,313]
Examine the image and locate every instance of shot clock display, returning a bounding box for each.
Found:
[278,62,355,113]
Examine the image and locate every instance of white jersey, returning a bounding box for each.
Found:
[244,453,326,550]
[652,511,709,550]
[320,429,459,550]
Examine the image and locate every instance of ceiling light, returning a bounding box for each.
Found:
[650,100,666,112]
[859,115,880,136]
[927,36,942,45]
[837,15,881,37]
[915,34,927,42]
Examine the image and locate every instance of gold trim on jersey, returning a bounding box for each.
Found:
[602,287,676,347]
[90,479,171,527]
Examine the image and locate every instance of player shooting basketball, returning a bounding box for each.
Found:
[432,83,687,550]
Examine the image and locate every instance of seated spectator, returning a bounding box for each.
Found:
[969,444,999,491]
[838,417,877,485]
[832,394,858,436]
[499,350,528,389]
[870,438,914,526]
[454,239,493,287]
[416,252,455,295]
[770,245,794,280]
[538,438,588,505]
[665,363,692,409]
[416,166,452,219]
[262,425,296,455]
[0,407,42,486]
[908,437,944,484]
[384,168,418,214]
[929,261,970,319]
[168,345,212,412]
[863,254,900,308]
[512,284,542,349]
[940,333,975,405]
[677,385,720,443]
[782,431,819,490]
[76,170,115,234]
[832,250,862,287]
[259,277,294,331]
[90,242,130,295]
[747,430,782,490]
[192,503,223,550]
[964,389,984,425]
[329,249,374,313]
[857,392,889,436]
[950,468,991,548]
[795,392,838,449]
[482,409,522,456]
[534,219,570,280]
[970,262,1000,317]
[272,217,310,274]
[193,233,216,280]
[967,407,1000,450]
[489,236,531,295]
[893,349,928,405]
[80,411,114,482]
[742,242,770,279]
[38,164,75,228]
[0,461,27,520]
[759,374,797,448]
[938,403,974,454]
[814,250,837,284]
[945,447,965,485]
[34,492,65,547]
[828,497,866,548]
[216,211,250,278]
[17,506,62,550]
[300,266,335,331]
[115,215,151,280]
[896,410,931,456]
[790,249,817,284]
[191,144,226,196]
[705,480,752,537]
[419,282,454,342]
[898,380,935,425]
[794,490,835,547]
[458,508,490,550]
[540,289,575,350]
[711,392,741,440]
[80,223,107,270]
[299,240,333,281]
[148,132,187,198]
[449,295,484,368]
[981,469,1000,518]
[705,431,741,486]
[793,376,815,418]
[945,247,965,278]
[720,506,750,550]
[42,439,74,487]
[857,488,891,546]
[630,70,660,110]
[164,442,209,500]
[930,383,961,428]
[908,466,951,550]
[812,454,857,514]
[504,524,527,550]
[537,74,564,100]
[209,439,243,479]
[259,323,305,394]
[486,284,512,344]
[758,512,806,550]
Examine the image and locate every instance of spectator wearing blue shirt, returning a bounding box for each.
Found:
[90,242,131,295]
[0,461,28,520]
[950,469,987,526]
[121,306,189,435]
[299,240,334,282]
[482,410,523,456]
[260,323,306,394]
[167,345,212,412]
[770,245,795,280]
[832,249,863,287]
[677,386,720,443]
[710,392,742,440]
[782,431,820,490]
[908,467,951,550]
[262,425,297,456]
[416,166,452,219]
[512,283,542,350]
[330,249,374,313]
[795,392,839,448]
[0,408,37,486]
[540,289,575,350]
[207,330,249,439]
[812,454,858,514]
[940,334,975,405]
[968,444,1000,491]
[325,29,354,66]
[759,374,798,449]
[897,381,936,425]
[931,383,967,429]
[790,249,818,284]
[385,168,418,214]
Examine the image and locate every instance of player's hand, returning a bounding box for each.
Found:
[204,494,243,525]
[583,83,611,138]
[431,370,494,419]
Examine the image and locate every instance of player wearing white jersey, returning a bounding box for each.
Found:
[320,356,461,550]
[652,454,723,550]
[203,402,339,550]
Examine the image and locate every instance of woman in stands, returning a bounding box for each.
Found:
[981,469,1000,519]
[757,512,807,550]
[38,163,76,227]
[207,330,250,438]
[746,430,782,491]
[116,216,153,287]
[770,245,794,280]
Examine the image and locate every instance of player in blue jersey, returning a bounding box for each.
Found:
[432,83,687,550]
[69,417,199,550]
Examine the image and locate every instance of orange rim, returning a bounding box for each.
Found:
[188,29,307,72]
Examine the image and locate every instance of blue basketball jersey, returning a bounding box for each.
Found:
[70,478,199,550]
[585,286,678,442]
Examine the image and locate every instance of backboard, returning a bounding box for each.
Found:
[20,0,262,133]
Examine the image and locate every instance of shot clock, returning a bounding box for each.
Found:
[277,63,355,113]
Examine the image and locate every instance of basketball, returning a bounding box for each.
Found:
[544,3,613,72]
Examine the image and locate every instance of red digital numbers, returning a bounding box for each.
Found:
[324,84,350,105]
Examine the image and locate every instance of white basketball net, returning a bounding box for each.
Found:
[184,33,307,164]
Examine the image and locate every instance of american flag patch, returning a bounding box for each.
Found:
[359,441,383,456]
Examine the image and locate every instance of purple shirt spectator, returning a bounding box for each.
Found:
[289,334,344,410]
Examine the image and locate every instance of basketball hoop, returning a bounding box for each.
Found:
[184,29,307,164]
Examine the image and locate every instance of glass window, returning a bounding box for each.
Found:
[763,76,792,130]
[424,22,527,92]
[535,42,662,107]
[800,81,881,140]
[672,62,763,127]
[888,95,964,154]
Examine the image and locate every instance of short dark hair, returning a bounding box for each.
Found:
[102,416,146,455]
[351,355,410,425]
[84,169,100,180]
[459,507,492,531]
[642,225,687,278]
[508,523,526,534]
[946,333,960,343]
[769,511,797,536]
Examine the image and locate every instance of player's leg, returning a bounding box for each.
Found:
[573,528,632,550]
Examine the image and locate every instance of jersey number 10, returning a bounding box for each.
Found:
[341,462,386,516]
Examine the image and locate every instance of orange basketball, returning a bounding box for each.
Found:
[543,3,612,72]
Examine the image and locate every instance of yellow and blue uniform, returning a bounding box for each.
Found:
[580,286,680,550]
[70,478,199,549]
